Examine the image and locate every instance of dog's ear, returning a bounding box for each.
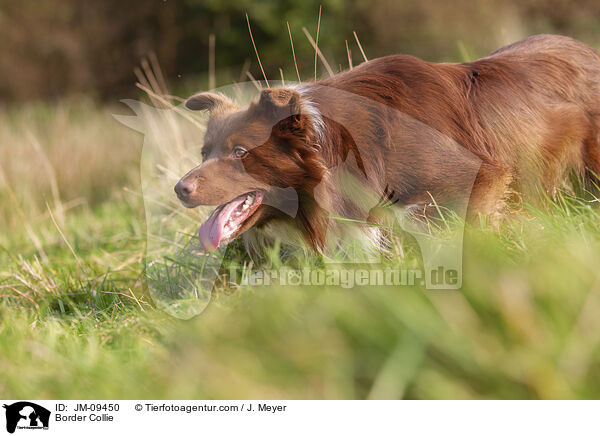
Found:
[185,92,237,112]
[258,88,302,127]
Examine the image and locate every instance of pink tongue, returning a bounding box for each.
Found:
[198,196,247,251]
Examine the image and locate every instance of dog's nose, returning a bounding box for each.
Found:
[174,180,195,200]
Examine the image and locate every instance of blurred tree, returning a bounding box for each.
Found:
[0,0,179,100]
[0,0,599,101]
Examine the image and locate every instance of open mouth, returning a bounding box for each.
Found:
[197,191,263,251]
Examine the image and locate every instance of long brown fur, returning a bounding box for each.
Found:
[176,34,600,253]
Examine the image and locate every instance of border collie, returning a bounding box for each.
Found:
[175,34,600,253]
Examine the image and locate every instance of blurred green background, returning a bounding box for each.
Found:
[2,0,600,101]
[2,0,600,400]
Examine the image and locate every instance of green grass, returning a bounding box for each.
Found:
[2,100,600,399]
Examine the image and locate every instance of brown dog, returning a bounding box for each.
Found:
[175,34,600,253]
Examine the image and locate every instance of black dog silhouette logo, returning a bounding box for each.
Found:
[3,402,50,434]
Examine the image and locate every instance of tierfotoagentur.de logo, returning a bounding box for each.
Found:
[2,402,50,434]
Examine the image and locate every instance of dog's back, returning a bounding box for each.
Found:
[309,34,600,215]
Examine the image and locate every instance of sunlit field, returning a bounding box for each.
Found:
[2,91,600,400]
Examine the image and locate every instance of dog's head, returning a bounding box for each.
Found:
[175,88,326,251]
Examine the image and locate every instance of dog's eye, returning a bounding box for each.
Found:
[233,147,248,159]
